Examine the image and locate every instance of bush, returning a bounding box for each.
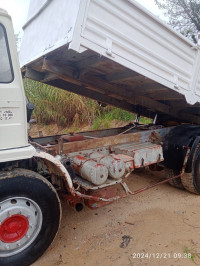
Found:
[24,79,98,126]
[24,78,150,130]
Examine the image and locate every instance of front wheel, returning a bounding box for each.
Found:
[0,169,61,266]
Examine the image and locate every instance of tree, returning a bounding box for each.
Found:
[154,0,200,43]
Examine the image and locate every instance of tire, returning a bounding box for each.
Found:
[0,168,61,266]
[165,169,185,190]
[181,143,200,194]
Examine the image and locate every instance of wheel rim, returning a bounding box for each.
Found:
[0,214,29,243]
[0,197,43,257]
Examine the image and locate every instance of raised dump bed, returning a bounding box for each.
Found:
[20,0,200,124]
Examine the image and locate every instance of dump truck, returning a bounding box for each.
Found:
[1,0,200,265]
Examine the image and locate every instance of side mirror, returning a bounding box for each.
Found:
[26,97,34,122]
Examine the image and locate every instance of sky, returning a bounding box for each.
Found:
[0,0,30,34]
[0,0,165,35]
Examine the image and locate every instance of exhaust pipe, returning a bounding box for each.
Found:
[62,194,84,212]
[69,200,83,212]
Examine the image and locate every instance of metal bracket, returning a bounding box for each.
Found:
[174,75,179,90]
[106,38,114,57]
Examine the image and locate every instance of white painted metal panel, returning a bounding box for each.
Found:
[0,145,36,163]
[20,0,200,108]
[74,0,200,104]
[26,0,48,20]
[197,79,200,95]
[0,9,36,162]
[193,53,200,98]
[111,142,163,168]
[0,11,29,150]
[20,0,81,67]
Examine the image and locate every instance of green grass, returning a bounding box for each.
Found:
[92,108,136,130]
[92,108,151,130]
[183,246,198,263]
[24,79,98,126]
[24,78,151,130]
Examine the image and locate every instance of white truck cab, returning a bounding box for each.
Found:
[0,10,61,266]
[0,8,35,162]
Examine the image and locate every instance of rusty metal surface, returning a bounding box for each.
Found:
[29,141,49,152]
[73,167,185,207]
[30,126,192,211]
[70,145,191,209]
[31,127,173,203]
[68,147,109,159]
[60,134,84,142]
[73,176,122,191]
[112,154,134,172]
[31,127,125,145]
[34,151,75,195]
[181,147,190,175]
[84,187,118,209]
[34,145,190,210]
[71,155,108,185]
[148,131,163,144]
[88,152,126,179]
[55,127,172,154]
[30,125,165,146]
[61,194,83,212]
[30,126,173,157]
[111,142,163,168]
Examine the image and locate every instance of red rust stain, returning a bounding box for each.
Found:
[60,134,84,142]
[84,187,118,209]
[62,194,82,209]
[95,163,105,168]
[148,131,162,143]
[76,155,87,161]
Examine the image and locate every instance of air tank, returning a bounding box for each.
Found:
[89,152,125,179]
[71,155,108,185]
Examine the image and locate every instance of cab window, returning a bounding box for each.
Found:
[0,24,14,83]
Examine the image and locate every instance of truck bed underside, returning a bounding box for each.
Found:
[23,47,200,124]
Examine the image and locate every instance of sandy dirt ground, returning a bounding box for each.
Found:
[33,169,200,266]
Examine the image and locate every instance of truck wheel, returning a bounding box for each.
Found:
[165,169,185,189]
[0,168,61,266]
[181,143,200,194]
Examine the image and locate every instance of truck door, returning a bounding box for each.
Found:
[0,10,35,161]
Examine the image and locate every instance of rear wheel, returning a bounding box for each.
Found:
[0,169,61,266]
[181,143,200,194]
[165,169,185,189]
